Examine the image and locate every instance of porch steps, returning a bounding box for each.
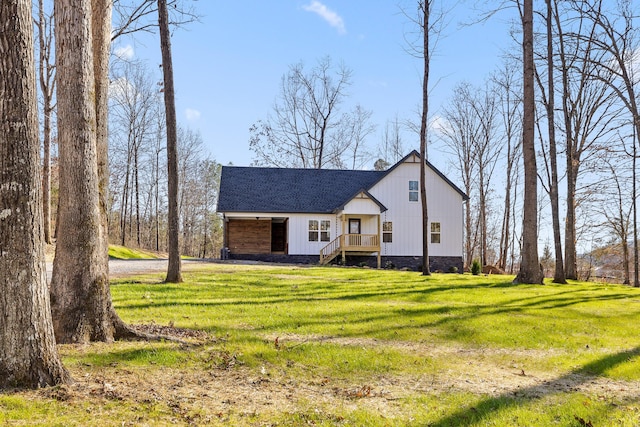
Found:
[319,234,381,266]
[319,236,342,265]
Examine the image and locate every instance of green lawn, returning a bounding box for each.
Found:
[2,264,640,426]
[108,244,159,259]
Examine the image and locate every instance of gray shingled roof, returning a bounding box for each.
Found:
[217,151,469,214]
[217,166,385,213]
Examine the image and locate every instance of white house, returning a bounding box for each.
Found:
[217,151,468,271]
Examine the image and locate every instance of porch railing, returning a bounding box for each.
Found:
[320,234,380,264]
[343,234,379,249]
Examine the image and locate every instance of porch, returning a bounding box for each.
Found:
[319,213,381,268]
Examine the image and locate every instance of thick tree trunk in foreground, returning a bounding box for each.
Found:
[514,0,544,284]
[50,0,114,343]
[158,0,183,283]
[0,0,70,388]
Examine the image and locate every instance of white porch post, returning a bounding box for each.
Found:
[377,214,381,269]
[341,215,346,264]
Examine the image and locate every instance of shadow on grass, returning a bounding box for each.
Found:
[73,344,189,368]
[429,346,640,426]
[112,279,636,346]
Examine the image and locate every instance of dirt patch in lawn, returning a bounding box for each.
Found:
[263,333,640,400]
[15,328,638,426]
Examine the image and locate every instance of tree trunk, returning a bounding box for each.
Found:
[50,0,116,343]
[478,170,487,267]
[37,0,54,245]
[0,0,70,388]
[92,0,136,337]
[554,1,578,280]
[42,99,53,244]
[546,0,566,283]
[633,137,639,287]
[155,148,161,251]
[134,144,141,246]
[419,1,430,275]
[158,0,183,282]
[514,0,544,284]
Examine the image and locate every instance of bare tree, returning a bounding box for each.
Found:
[416,0,431,275]
[570,0,640,286]
[330,104,376,169]
[151,109,167,252]
[36,0,56,244]
[551,0,619,281]
[177,126,204,255]
[440,80,502,268]
[378,115,405,167]
[112,0,198,41]
[492,59,523,273]
[514,0,544,284]
[536,0,566,283]
[177,129,222,258]
[440,82,480,269]
[469,82,501,267]
[249,57,357,169]
[109,59,161,247]
[402,0,450,274]
[597,157,633,284]
[158,0,182,282]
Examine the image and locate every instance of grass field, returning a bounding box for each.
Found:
[108,245,160,260]
[2,263,640,426]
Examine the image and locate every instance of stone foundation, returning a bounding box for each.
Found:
[333,255,463,272]
[228,253,319,265]
[228,253,463,273]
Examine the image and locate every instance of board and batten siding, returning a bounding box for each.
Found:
[369,160,464,257]
[342,194,381,215]
[287,213,337,255]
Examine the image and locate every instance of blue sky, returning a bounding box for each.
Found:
[113,1,516,169]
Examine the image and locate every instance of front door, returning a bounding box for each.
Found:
[349,218,361,234]
[271,221,286,252]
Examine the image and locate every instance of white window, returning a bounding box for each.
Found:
[383,221,392,243]
[431,222,441,244]
[409,180,419,201]
[309,220,319,241]
[320,220,331,242]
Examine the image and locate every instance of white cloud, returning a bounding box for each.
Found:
[109,76,135,100]
[429,115,448,133]
[114,45,134,60]
[303,1,346,35]
[185,108,201,121]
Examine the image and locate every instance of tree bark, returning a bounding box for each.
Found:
[514,0,544,284]
[158,0,183,283]
[0,0,70,388]
[633,136,639,287]
[92,0,138,338]
[555,1,578,280]
[419,1,430,275]
[51,0,114,343]
[545,0,566,283]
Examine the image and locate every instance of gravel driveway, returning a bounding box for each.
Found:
[45,259,203,281]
